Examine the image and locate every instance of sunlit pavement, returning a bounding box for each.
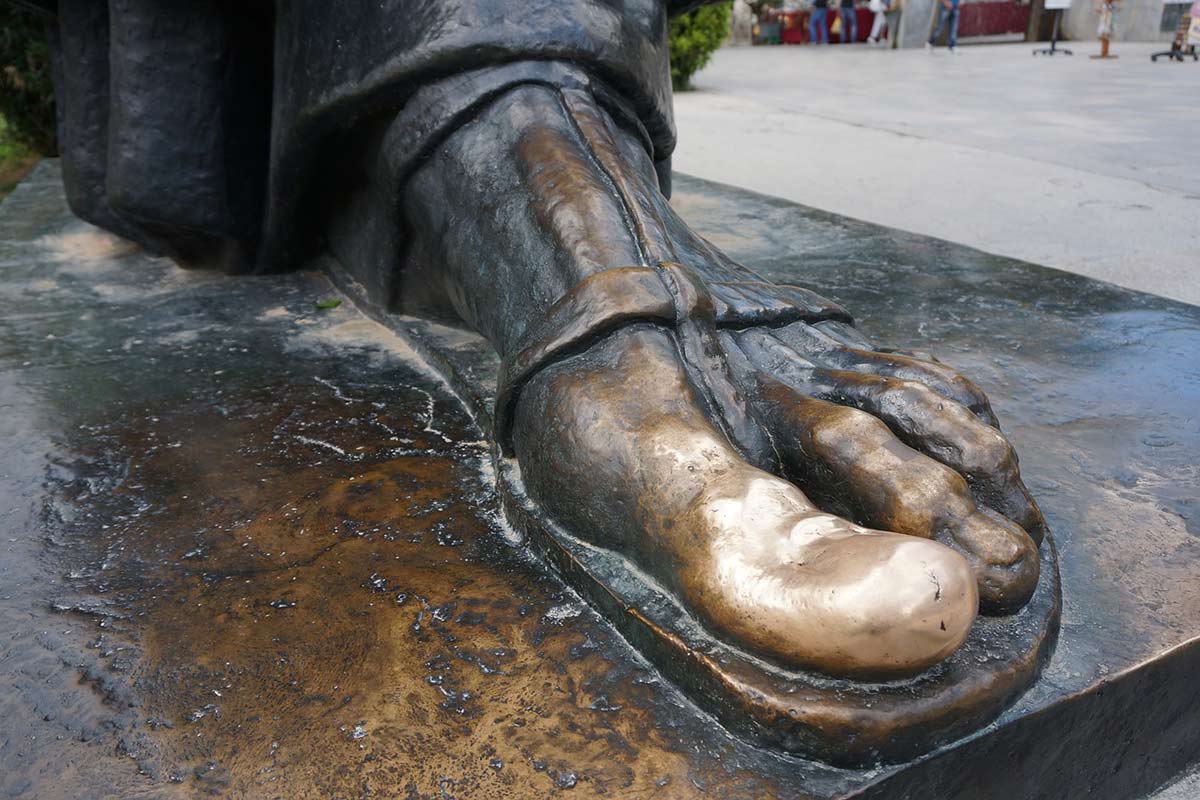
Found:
[672,42,1199,305]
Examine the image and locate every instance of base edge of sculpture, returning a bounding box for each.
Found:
[500,457,1062,766]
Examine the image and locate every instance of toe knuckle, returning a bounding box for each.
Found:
[893,378,938,409]
[815,404,888,444]
[964,431,1017,476]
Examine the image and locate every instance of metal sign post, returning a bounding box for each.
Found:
[1034,0,1073,55]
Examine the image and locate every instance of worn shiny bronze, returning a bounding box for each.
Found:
[42,0,1054,765]
[512,325,979,678]
[402,81,1044,683]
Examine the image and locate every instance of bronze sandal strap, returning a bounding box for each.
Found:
[494,266,676,453]
[495,263,777,468]
[653,262,774,467]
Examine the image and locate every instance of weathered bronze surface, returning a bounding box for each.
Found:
[2,163,1198,798]
[392,78,1050,691]
[0,164,811,799]
[42,0,1057,747]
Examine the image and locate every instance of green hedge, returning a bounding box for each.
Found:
[670,2,731,91]
[1,5,57,155]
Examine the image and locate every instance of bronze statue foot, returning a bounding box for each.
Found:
[399,81,1045,679]
[512,324,984,677]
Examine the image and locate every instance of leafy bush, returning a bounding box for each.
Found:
[670,2,731,91]
[1,5,57,155]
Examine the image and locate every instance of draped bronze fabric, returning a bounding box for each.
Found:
[48,0,706,274]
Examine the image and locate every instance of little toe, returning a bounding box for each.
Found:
[816,321,942,363]
[812,319,875,349]
[875,346,942,363]
[756,378,1039,613]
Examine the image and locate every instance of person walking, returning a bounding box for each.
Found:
[884,0,903,47]
[926,0,960,52]
[838,0,859,42]
[810,0,830,44]
[867,0,888,43]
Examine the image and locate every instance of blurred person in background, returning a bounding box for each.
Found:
[838,0,859,42]
[810,0,831,44]
[926,0,960,52]
[867,0,889,43]
[884,0,902,46]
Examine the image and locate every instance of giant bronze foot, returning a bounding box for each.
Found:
[381,76,1059,762]
[510,322,982,677]
[41,0,1063,774]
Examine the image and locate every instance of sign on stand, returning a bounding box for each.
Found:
[1034,0,1073,54]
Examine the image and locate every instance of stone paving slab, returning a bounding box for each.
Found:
[673,43,1200,305]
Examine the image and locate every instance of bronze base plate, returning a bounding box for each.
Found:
[343,270,1062,767]
[6,163,1199,798]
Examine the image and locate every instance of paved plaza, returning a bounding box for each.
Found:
[672,42,1199,305]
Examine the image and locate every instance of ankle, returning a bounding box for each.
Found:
[401,81,662,355]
